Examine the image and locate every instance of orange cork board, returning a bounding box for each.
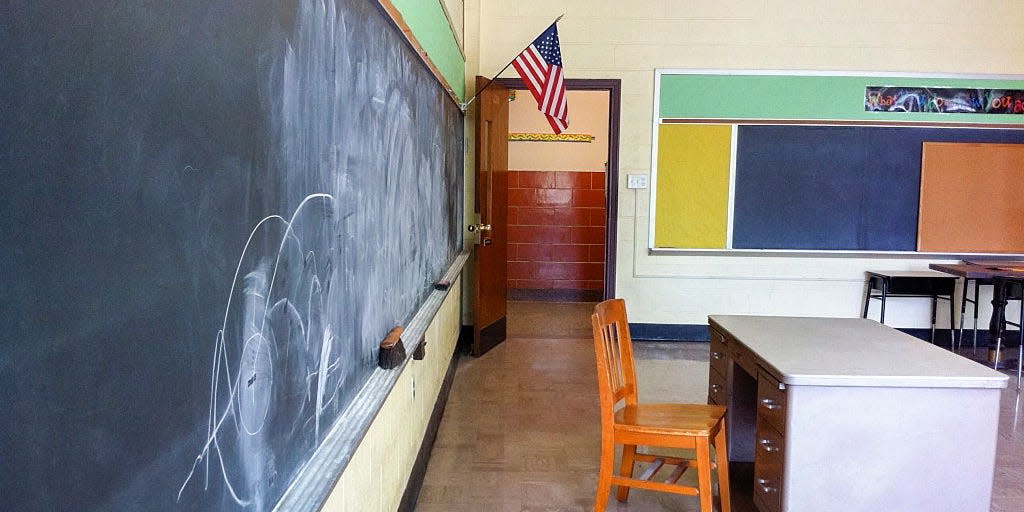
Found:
[918,142,1024,253]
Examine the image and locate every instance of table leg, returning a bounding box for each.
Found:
[880,280,887,324]
[861,280,871,319]
[972,280,980,353]
[1017,306,1023,390]
[989,279,1008,365]
[958,280,968,351]
[929,294,937,344]
[949,293,956,350]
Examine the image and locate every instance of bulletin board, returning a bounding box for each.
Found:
[918,143,1024,253]
[651,70,1024,254]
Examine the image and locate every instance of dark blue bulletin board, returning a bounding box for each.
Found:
[732,125,1024,251]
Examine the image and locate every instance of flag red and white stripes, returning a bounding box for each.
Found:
[511,23,568,134]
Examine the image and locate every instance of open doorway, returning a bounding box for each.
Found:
[497,79,620,304]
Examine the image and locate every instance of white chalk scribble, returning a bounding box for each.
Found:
[177,193,340,508]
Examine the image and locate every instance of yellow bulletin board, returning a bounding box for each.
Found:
[654,124,733,248]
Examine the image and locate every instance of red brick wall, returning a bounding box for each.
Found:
[507,170,606,294]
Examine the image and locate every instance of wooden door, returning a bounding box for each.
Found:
[471,77,509,357]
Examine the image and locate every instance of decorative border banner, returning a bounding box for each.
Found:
[508,132,594,143]
[866,86,1024,114]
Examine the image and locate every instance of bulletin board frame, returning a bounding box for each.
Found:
[649,68,1024,257]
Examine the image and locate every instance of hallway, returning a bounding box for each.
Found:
[415,302,1024,511]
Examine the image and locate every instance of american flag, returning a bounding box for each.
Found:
[512,23,568,134]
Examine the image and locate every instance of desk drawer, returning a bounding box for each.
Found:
[708,367,727,405]
[754,415,784,512]
[757,371,787,434]
[709,330,730,377]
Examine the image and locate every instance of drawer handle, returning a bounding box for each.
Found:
[711,351,723,360]
[761,398,781,410]
[759,438,780,452]
[710,384,721,392]
[756,478,778,494]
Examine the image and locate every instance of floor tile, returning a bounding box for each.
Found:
[416,302,1022,511]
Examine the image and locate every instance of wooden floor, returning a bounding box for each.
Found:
[416,302,1024,512]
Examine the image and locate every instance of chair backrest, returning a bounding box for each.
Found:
[591,299,639,422]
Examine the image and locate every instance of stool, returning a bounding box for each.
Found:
[862,271,957,347]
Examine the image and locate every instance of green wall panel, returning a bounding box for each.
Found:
[659,73,1024,125]
[393,0,465,100]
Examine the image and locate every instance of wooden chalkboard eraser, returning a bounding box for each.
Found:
[378,327,406,370]
[433,279,451,290]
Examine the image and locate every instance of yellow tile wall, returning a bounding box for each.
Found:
[471,0,1024,328]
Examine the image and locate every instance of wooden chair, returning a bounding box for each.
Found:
[591,299,730,512]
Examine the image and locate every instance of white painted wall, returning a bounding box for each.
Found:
[471,0,1024,328]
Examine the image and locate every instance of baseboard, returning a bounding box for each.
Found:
[508,287,603,302]
[397,350,460,512]
[455,325,473,354]
[629,323,710,342]
[628,322,1001,345]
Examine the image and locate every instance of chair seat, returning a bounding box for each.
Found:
[614,403,726,437]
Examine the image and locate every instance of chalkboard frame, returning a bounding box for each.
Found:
[649,69,1024,257]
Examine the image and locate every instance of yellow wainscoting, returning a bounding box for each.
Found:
[320,277,462,512]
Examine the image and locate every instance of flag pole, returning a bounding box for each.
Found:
[459,14,564,113]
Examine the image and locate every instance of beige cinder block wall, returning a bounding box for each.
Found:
[472,0,1024,328]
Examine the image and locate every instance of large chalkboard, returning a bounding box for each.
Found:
[0,0,463,510]
[732,125,1024,250]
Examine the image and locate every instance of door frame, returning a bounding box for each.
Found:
[495,78,620,300]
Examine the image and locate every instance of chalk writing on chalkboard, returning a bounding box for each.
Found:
[177,193,338,506]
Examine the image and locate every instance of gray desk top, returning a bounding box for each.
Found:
[708,315,1008,389]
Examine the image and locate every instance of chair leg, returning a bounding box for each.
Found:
[714,422,731,512]
[696,437,714,512]
[616,444,637,502]
[594,438,614,512]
